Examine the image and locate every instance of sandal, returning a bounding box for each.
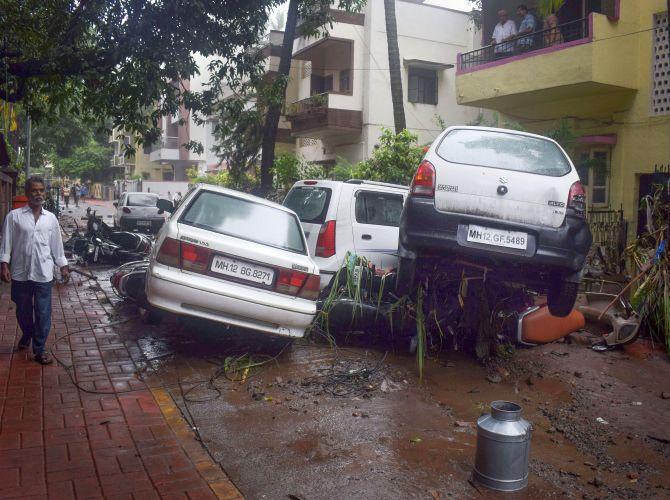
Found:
[34,354,53,365]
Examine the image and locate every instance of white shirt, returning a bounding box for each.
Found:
[492,20,517,52]
[0,205,68,282]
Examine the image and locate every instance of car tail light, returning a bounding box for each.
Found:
[156,237,181,267]
[316,220,336,258]
[410,160,436,197]
[122,207,131,213]
[298,274,321,300]
[276,269,307,295]
[181,241,210,273]
[304,180,318,185]
[567,181,586,218]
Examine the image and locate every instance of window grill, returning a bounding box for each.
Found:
[651,11,669,116]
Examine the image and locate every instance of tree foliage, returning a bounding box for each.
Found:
[1,0,365,159]
[0,0,286,145]
[333,129,424,185]
[53,138,112,182]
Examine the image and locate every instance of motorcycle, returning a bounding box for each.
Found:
[64,210,152,264]
[110,260,150,305]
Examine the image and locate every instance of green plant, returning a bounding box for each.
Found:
[273,153,302,191]
[536,0,566,17]
[628,187,669,355]
[333,128,424,185]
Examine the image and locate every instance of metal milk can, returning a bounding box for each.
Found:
[472,400,532,492]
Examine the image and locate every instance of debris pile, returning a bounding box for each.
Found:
[626,186,669,355]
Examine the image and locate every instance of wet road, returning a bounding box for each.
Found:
[91,268,670,500]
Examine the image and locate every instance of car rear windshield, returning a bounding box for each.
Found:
[180,190,306,254]
[283,186,332,224]
[436,129,571,177]
[127,194,159,207]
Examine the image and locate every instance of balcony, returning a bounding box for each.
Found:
[456,13,638,119]
[285,93,362,143]
[149,136,180,162]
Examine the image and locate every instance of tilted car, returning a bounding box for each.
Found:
[397,126,593,317]
[113,192,165,233]
[283,179,408,289]
[145,184,320,338]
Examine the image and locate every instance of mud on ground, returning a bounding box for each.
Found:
[90,267,670,499]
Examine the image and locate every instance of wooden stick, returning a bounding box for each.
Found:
[597,264,652,320]
[70,267,98,280]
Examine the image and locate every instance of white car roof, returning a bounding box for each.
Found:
[193,183,299,216]
[438,125,562,145]
[290,179,408,192]
[122,191,158,196]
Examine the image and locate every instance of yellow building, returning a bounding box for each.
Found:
[456,0,669,241]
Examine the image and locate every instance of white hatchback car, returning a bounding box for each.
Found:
[145,184,320,338]
[113,192,165,233]
[283,180,408,288]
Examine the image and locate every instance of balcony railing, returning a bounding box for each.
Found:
[149,136,180,152]
[285,93,329,118]
[459,17,590,71]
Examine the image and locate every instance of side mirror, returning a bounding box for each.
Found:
[113,202,118,208]
[156,199,174,214]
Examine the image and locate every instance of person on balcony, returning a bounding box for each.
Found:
[516,5,536,52]
[543,14,564,47]
[491,9,517,59]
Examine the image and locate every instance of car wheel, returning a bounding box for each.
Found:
[140,306,163,325]
[395,256,417,297]
[547,277,579,317]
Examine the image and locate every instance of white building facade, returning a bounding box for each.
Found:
[288,0,485,166]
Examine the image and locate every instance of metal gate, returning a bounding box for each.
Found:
[587,208,627,274]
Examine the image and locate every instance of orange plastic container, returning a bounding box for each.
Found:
[519,305,585,345]
[12,195,28,209]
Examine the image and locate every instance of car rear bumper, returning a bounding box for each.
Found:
[120,216,165,233]
[399,196,592,275]
[146,264,316,337]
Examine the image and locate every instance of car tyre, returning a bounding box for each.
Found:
[395,256,417,297]
[547,277,579,317]
[140,306,163,325]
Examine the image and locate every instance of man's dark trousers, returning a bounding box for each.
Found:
[11,280,53,356]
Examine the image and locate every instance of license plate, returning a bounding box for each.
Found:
[210,255,275,285]
[466,224,528,250]
[136,220,151,227]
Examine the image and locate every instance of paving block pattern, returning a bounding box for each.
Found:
[0,279,243,499]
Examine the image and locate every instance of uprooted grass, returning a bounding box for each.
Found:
[628,186,670,355]
[310,253,531,381]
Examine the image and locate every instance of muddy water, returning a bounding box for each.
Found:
[121,313,670,500]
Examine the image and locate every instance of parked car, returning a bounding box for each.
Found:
[283,179,408,289]
[145,184,320,338]
[113,192,165,233]
[397,126,593,317]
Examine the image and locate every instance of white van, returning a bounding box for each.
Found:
[283,180,408,288]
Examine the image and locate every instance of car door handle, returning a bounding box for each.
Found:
[361,234,372,240]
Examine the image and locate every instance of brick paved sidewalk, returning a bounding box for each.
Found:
[0,278,242,499]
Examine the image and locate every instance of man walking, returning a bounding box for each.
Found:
[74,184,81,208]
[1,176,70,364]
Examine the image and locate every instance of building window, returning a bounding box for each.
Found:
[577,150,610,206]
[355,191,404,227]
[651,11,669,116]
[339,69,351,93]
[408,67,438,105]
[324,74,334,92]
